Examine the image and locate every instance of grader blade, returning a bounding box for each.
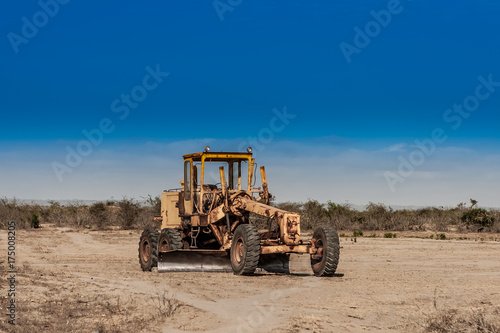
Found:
[257,253,290,274]
[157,250,233,273]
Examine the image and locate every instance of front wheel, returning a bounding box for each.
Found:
[310,226,340,276]
[158,228,184,252]
[230,224,260,275]
[138,229,159,271]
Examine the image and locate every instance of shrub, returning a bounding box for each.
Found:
[274,201,302,213]
[31,213,40,228]
[353,230,363,237]
[423,307,500,332]
[0,198,40,229]
[89,202,109,229]
[148,289,181,318]
[351,215,366,224]
[301,199,328,230]
[384,233,396,238]
[1,196,500,234]
[461,208,495,227]
[144,195,161,216]
[326,201,354,219]
[117,198,140,229]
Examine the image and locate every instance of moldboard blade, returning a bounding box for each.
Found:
[157,250,232,273]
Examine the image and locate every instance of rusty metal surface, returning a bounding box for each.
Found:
[183,152,252,162]
[146,148,339,276]
[260,244,311,255]
[232,197,301,246]
[208,204,226,224]
[259,166,270,204]
[161,191,182,229]
[209,223,224,247]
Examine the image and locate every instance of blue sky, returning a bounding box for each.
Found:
[1,1,500,207]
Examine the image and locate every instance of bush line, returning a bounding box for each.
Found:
[1,197,498,232]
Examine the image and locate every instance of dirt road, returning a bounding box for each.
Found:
[1,226,499,332]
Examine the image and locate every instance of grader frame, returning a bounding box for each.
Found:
[138,148,340,276]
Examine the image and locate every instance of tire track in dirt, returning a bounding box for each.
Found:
[9,226,500,332]
[69,271,327,333]
[50,228,333,332]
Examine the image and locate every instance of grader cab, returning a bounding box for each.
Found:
[138,147,340,276]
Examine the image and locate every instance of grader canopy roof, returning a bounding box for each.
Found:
[183,152,252,162]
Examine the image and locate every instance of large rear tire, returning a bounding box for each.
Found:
[138,229,159,271]
[230,224,260,275]
[158,228,184,252]
[310,226,340,277]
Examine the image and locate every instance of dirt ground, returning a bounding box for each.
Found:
[1,225,500,333]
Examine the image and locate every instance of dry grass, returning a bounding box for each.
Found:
[422,307,500,333]
[0,264,182,333]
[0,197,159,231]
[274,200,499,234]
[147,289,181,318]
[1,196,499,234]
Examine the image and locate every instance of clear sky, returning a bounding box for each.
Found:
[1,0,500,207]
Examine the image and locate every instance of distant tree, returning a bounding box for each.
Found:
[461,208,494,228]
[144,194,161,215]
[470,198,478,209]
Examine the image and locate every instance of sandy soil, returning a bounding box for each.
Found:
[1,226,499,332]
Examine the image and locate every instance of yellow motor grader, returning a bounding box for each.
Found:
[138,147,340,276]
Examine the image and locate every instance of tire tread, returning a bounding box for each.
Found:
[231,224,260,275]
[138,229,159,271]
[312,226,340,277]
